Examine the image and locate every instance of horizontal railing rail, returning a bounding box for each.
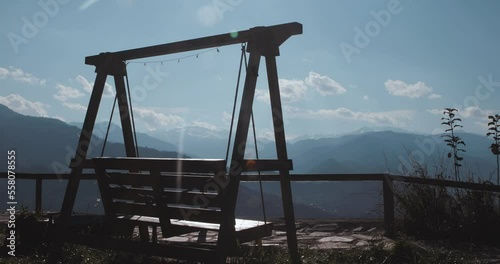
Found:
[2,171,500,237]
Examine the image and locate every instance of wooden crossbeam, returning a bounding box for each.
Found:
[85,22,302,65]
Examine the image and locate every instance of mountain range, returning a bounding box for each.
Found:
[0,104,331,218]
[1,103,498,218]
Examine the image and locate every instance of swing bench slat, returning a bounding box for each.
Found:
[94,157,226,173]
[106,172,218,188]
[114,216,273,243]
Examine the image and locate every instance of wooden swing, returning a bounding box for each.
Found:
[49,22,303,264]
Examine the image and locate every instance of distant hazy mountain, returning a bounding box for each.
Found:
[255,130,498,217]
[287,131,496,176]
[0,104,331,218]
[0,104,184,213]
[287,125,412,143]
[152,126,229,158]
[0,104,183,174]
[70,121,177,153]
[150,126,274,159]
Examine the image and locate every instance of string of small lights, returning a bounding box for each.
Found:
[125,47,220,65]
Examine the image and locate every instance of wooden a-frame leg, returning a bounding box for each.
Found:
[49,72,108,263]
[265,55,301,264]
[114,74,150,242]
[218,51,262,259]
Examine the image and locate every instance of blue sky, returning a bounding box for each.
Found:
[1,0,499,140]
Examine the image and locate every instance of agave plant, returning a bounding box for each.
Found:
[486,114,500,185]
[441,108,466,181]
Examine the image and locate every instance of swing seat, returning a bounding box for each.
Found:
[92,157,274,261]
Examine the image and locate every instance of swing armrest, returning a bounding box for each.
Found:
[240,159,293,172]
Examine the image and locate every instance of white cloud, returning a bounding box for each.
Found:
[305,71,346,96]
[134,107,184,131]
[385,80,440,99]
[103,83,115,97]
[0,66,46,85]
[427,109,443,115]
[460,106,494,119]
[75,75,92,92]
[363,95,369,101]
[455,107,499,134]
[222,111,232,125]
[192,121,217,130]
[54,84,85,102]
[256,79,307,103]
[76,75,114,97]
[79,0,100,10]
[0,94,48,117]
[285,106,414,127]
[302,58,313,63]
[280,79,308,102]
[0,68,8,79]
[63,102,87,112]
[255,73,345,103]
[197,4,219,27]
[428,93,442,99]
[255,89,270,103]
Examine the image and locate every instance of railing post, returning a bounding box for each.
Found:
[36,176,42,213]
[383,175,395,238]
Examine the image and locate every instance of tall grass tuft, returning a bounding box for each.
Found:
[395,162,500,245]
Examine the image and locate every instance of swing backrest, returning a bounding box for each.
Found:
[94,157,230,224]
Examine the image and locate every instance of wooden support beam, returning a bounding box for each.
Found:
[49,72,108,263]
[152,226,157,244]
[227,51,261,205]
[383,176,395,238]
[151,168,175,237]
[220,51,262,256]
[35,177,42,213]
[113,74,151,242]
[85,22,302,65]
[265,55,301,264]
[114,74,138,158]
[94,164,117,227]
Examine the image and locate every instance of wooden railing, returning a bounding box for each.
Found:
[2,172,500,237]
